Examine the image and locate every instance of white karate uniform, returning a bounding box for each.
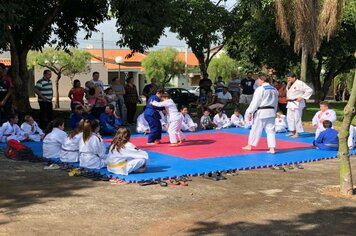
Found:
[348,125,356,149]
[106,142,149,175]
[230,114,244,127]
[60,133,82,163]
[152,99,184,143]
[244,113,253,129]
[43,128,67,159]
[312,109,337,138]
[0,122,27,143]
[213,113,231,129]
[136,113,150,133]
[21,121,44,142]
[286,80,313,133]
[275,115,288,133]
[245,82,278,147]
[182,113,197,131]
[159,111,168,132]
[79,134,107,169]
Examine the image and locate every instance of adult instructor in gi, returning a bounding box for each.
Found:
[242,75,279,154]
[286,73,313,138]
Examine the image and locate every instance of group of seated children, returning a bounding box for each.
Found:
[0,114,44,143]
[136,105,198,134]
[42,118,148,175]
[200,108,252,130]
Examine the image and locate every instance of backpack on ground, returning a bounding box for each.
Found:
[5,139,35,161]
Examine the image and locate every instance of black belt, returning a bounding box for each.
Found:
[257,106,274,110]
[287,99,297,102]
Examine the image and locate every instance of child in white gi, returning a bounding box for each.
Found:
[275,111,288,133]
[0,114,28,143]
[136,112,150,134]
[244,112,253,129]
[243,75,278,154]
[60,120,84,163]
[151,93,184,146]
[312,101,337,139]
[213,108,231,129]
[79,120,107,169]
[200,109,215,130]
[43,119,67,159]
[230,109,244,127]
[21,115,44,142]
[181,105,197,132]
[348,124,356,150]
[107,127,148,175]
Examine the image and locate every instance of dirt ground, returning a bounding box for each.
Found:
[1,152,356,236]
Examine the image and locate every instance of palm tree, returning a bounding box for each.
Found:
[275,0,344,81]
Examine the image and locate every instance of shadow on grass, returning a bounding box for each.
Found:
[0,156,95,217]
[186,207,356,235]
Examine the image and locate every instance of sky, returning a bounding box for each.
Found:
[76,0,237,51]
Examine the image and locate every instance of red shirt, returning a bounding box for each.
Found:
[70,87,85,104]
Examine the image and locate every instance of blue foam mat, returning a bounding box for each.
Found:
[1,128,355,182]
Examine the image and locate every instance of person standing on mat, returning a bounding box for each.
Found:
[150,93,184,146]
[144,89,164,145]
[242,75,278,154]
[286,73,313,138]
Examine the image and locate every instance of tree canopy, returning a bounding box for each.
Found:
[0,0,109,111]
[207,53,239,82]
[141,48,185,86]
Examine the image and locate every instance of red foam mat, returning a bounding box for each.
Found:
[105,132,312,160]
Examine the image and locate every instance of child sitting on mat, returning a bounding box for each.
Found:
[43,119,67,159]
[0,113,28,143]
[313,120,339,151]
[348,124,356,150]
[136,111,150,134]
[21,115,44,142]
[275,111,288,133]
[213,108,231,129]
[107,127,148,175]
[230,108,244,128]
[60,120,84,163]
[181,105,197,132]
[200,109,215,130]
[79,119,107,169]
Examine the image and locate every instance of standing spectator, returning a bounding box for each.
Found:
[68,79,85,111]
[286,73,313,138]
[34,70,53,129]
[142,78,158,100]
[228,74,241,104]
[91,71,104,91]
[214,76,225,94]
[199,74,213,93]
[111,77,126,123]
[240,72,255,104]
[124,76,141,124]
[0,63,13,124]
[104,87,118,107]
[278,81,288,115]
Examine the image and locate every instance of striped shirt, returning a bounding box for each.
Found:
[35,78,53,101]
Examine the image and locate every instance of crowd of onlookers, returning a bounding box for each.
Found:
[1,62,356,175]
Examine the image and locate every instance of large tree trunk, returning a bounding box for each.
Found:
[10,46,32,113]
[339,69,356,195]
[300,47,308,82]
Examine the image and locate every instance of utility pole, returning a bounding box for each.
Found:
[101,32,105,65]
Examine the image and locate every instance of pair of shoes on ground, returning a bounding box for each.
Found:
[203,172,227,181]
